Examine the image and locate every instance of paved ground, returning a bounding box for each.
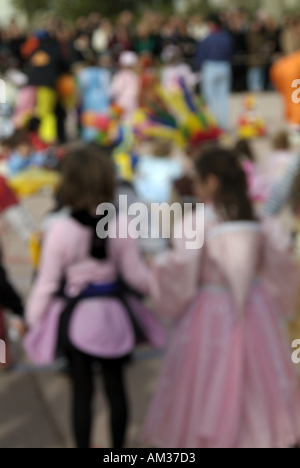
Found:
[0,92,294,448]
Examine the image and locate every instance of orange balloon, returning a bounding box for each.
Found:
[57,74,76,98]
[270,51,300,125]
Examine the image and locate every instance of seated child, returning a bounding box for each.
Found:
[8,136,45,178]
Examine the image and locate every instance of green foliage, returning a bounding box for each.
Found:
[185,0,262,16]
[12,0,51,18]
[12,0,174,21]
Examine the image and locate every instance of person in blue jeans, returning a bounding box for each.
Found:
[194,14,234,130]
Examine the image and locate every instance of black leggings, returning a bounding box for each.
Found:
[66,346,128,449]
[58,308,129,449]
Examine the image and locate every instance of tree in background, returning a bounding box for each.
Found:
[12,0,174,21]
[12,0,50,20]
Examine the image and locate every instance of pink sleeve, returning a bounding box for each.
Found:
[109,216,150,295]
[150,211,202,320]
[260,218,300,318]
[150,248,200,320]
[26,223,66,327]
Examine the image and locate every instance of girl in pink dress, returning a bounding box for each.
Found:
[24,144,165,449]
[141,147,300,448]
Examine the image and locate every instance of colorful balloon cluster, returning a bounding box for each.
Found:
[81,104,124,146]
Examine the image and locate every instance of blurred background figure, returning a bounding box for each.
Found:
[194,14,234,129]
[246,18,266,92]
[110,51,140,120]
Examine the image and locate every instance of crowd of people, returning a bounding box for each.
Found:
[1,8,300,93]
[0,7,300,450]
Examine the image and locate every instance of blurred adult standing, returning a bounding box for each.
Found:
[194,14,234,130]
[91,19,113,56]
[188,15,209,42]
[229,12,248,92]
[175,20,197,68]
[109,26,133,66]
[280,15,300,55]
[246,19,266,92]
[134,23,156,56]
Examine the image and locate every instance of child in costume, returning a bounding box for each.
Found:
[77,54,112,142]
[24,145,165,449]
[14,30,65,144]
[133,75,222,149]
[110,51,140,121]
[160,45,196,91]
[141,147,300,448]
[238,94,267,139]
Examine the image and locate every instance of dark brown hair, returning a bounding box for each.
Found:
[59,144,115,210]
[290,168,300,214]
[272,130,290,151]
[195,147,255,221]
[234,139,255,162]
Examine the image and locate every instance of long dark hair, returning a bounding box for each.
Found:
[290,167,300,214]
[195,147,255,222]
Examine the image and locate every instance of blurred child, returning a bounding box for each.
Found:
[133,138,183,254]
[77,54,112,141]
[267,130,294,189]
[110,51,140,120]
[8,136,45,177]
[235,138,269,205]
[133,138,183,205]
[24,145,165,449]
[141,147,300,448]
[161,45,196,91]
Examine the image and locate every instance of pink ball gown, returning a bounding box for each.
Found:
[141,207,300,448]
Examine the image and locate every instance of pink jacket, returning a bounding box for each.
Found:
[24,215,166,364]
